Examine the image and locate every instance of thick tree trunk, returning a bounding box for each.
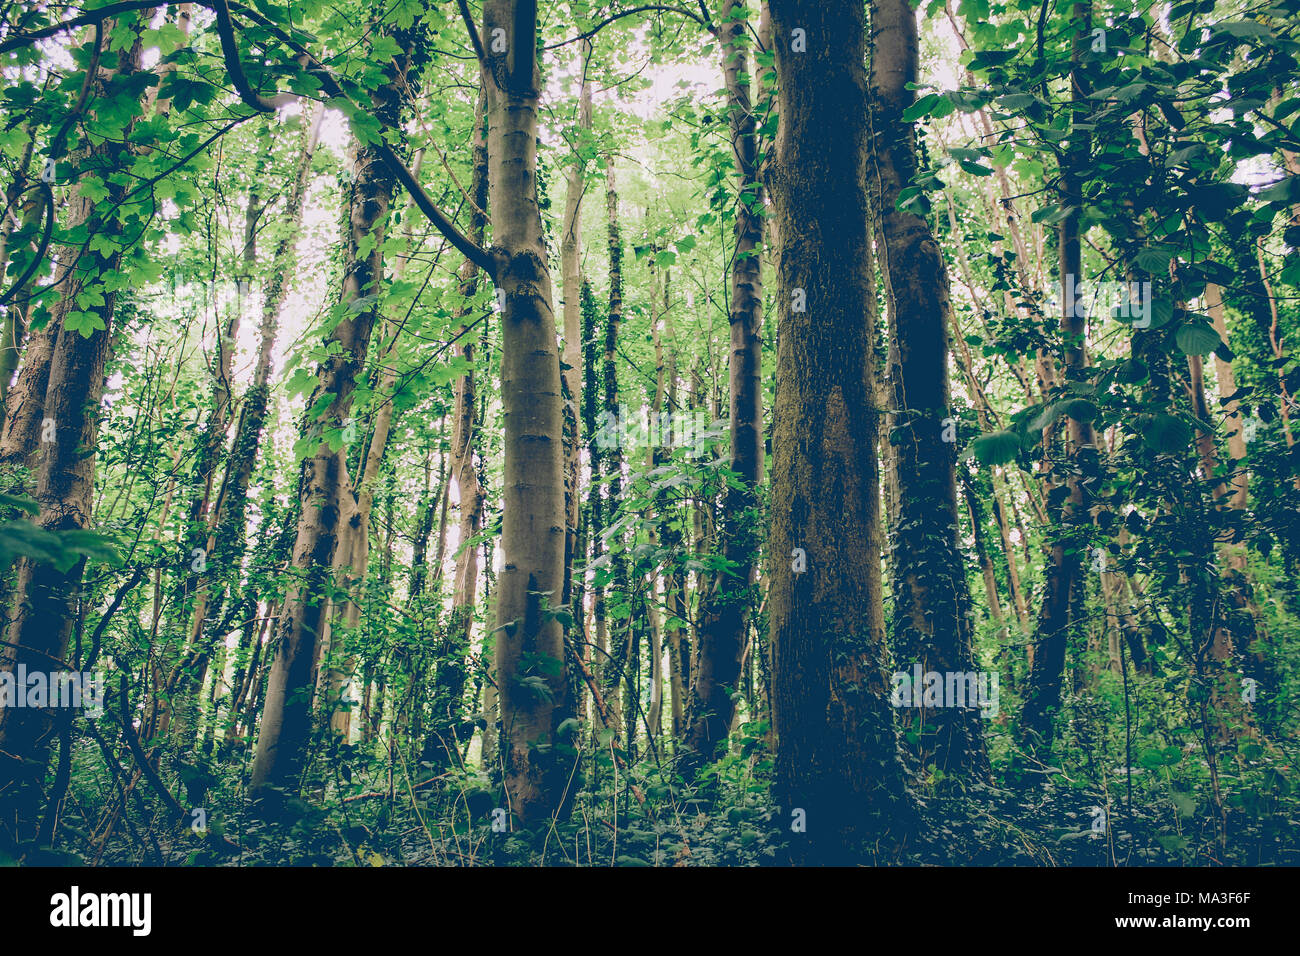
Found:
[767,0,915,862]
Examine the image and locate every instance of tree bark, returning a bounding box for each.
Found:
[767,0,915,862]
[0,23,143,847]
[429,91,489,766]
[482,0,572,822]
[598,156,631,737]
[685,0,765,771]
[249,35,413,795]
[560,39,593,615]
[1021,1,1099,754]
[868,0,987,778]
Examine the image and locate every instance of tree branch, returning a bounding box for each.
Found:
[0,1,496,277]
[457,0,487,72]
[211,0,294,112]
[544,4,708,50]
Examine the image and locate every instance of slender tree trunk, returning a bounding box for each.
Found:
[685,0,765,771]
[661,276,689,739]
[0,138,40,431]
[1205,284,1248,517]
[250,36,413,795]
[1021,1,1098,754]
[868,0,987,778]
[431,92,489,766]
[580,280,605,740]
[561,39,592,613]
[171,122,276,748]
[482,0,572,822]
[598,156,630,734]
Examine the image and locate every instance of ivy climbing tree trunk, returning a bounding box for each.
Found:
[685,0,765,772]
[868,0,987,779]
[767,0,915,863]
[1021,0,1099,754]
[0,21,143,848]
[249,32,415,796]
[599,155,629,736]
[560,38,592,616]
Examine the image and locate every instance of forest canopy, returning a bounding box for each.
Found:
[0,0,1298,869]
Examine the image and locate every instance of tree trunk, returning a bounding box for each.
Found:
[249,39,412,795]
[0,23,143,847]
[1021,1,1099,754]
[560,39,593,614]
[868,0,987,778]
[482,0,572,822]
[430,91,489,766]
[767,0,915,862]
[598,156,630,734]
[685,0,765,771]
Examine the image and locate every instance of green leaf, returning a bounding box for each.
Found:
[1175,319,1221,355]
[1142,413,1192,454]
[902,93,942,122]
[1063,399,1099,423]
[1215,20,1272,39]
[1171,792,1197,818]
[64,310,106,338]
[1256,177,1300,204]
[1133,246,1173,273]
[998,92,1037,110]
[1188,182,1247,221]
[971,430,1021,464]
